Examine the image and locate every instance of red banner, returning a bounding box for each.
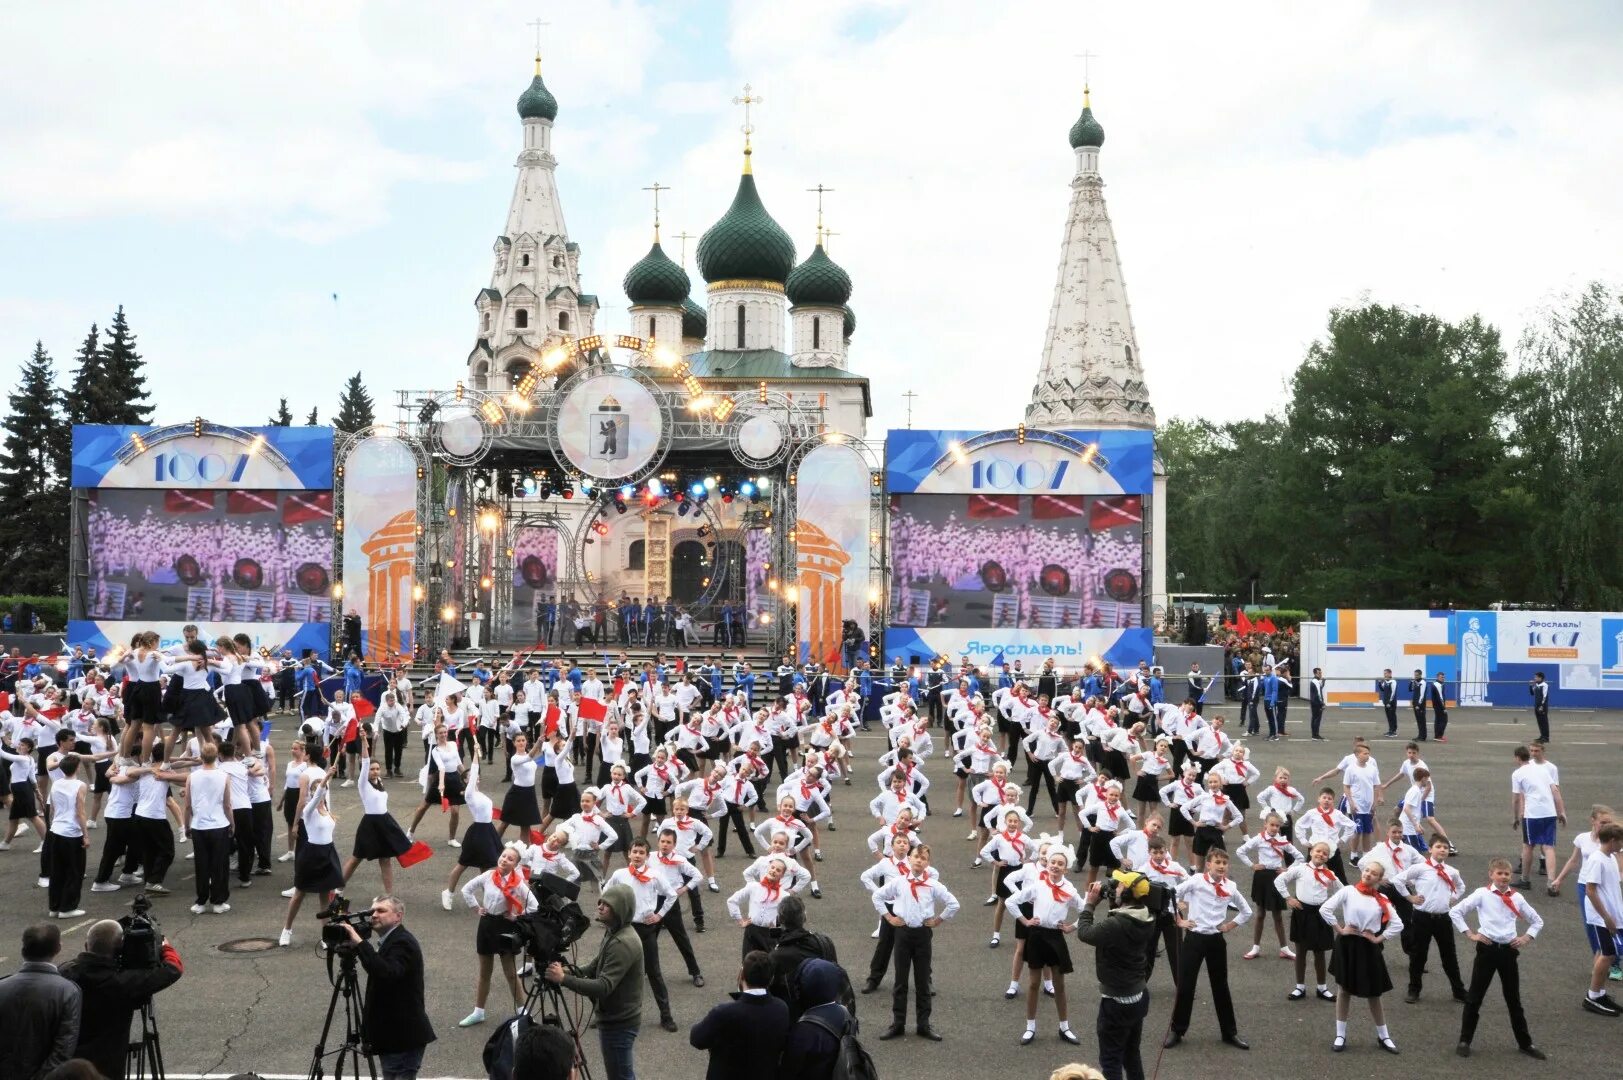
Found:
[1236,610,1253,635]
[577,698,607,722]
[163,490,216,514]
[397,841,434,868]
[967,494,1020,519]
[283,490,333,525]
[226,490,277,514]
[1088,495,1143,531]
[1031,494,1086,520]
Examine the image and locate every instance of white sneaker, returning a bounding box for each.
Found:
[32,845,44,855]
[190,903,207,914]
[37,877,49,888]
[966,830,978,841]
[442,889,454,911]
[185,851,195,859]
[278,851,295,862]
[1280,946,1297,959]
[340,779,353,788]
[278,928,293,947]
[58,909,86,918]
[179,832,189,843]
[447,838,462,848]
[91,882,121,893]
[212,903,231,914]
[86,820,98,830]
[118,873,144,885]
[459,1008,486,1027]
[146,883,170,895]
[1243,945,1261,959]
[952,808,964,818]
[281,887,296,898]
[871,926,881,939]
[0,841,10,850]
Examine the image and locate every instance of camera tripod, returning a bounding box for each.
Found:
[307,949,376,1080]
[522,962,596,1080]
[127,998,165,1080]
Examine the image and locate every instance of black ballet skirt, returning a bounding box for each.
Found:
[500,783,542,828]
[352,811,411,861]
[1131,774,1162,804]
[1023,925,1074,974]
[1250,867,1285,913]
[1290,902,1336,951]
[223,683,256,726]
[174,687,225,731]
[1330,933,1392,998]
[457,820,502,869]
[294,841,345,893]
[126,681,162,724]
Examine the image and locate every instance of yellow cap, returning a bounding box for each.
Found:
[1111,869,1150,899]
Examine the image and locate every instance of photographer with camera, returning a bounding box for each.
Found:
[544,883,644,1080]
[59,919,183,1080]
[1075,871,1158,1080]
[333,895,437,1080]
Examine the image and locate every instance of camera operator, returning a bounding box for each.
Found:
[544,883,644,1080]
[1076,872,1157,1080]
[334,895,436,1080]
[59,919,183,1080]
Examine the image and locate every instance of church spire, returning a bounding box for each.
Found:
[1026,86,1154,430]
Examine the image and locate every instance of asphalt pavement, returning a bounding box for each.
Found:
[0,704,1617,1080]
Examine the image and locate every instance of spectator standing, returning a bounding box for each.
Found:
[780,958,853,1080]
[336,895,436,1080]
[689,950,792,1080]
[59,920,184,1080]
[0,924,82,1080]
[544,884,644,1080]
[768,896,843,1019]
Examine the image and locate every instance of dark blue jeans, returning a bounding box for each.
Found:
[378,1046,425,1080]
[1096,990,1149,1080]
[598,1024,638,1080]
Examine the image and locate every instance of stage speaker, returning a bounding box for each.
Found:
[1183,611,1209,647]
[343,614,362,657]
[12,602,36,633]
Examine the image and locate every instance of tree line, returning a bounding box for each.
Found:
[1159,284,1623,615]
[0,307,381,595]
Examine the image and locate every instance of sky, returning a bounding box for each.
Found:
[4,0,1622,439]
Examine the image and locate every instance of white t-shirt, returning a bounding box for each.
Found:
[1511,762,1557,819]
[1344,760,1381,814]
[1578,848,1621,927]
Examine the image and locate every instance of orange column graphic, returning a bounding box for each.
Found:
[796,522,851,671]
[361,510,417,664]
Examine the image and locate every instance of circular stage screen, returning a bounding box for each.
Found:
[295,562,330,596]
[438,407,486,459]
[231,558,264,590]
[980,560,1009,592]
[1103,568,1139,602]
[1039,563,1071,596]
[555,371,666,482]
[737,414,785,460]
[174,554,202,586]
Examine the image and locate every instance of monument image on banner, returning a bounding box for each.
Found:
[795,442,871,668]
[554,371,666,482]
[509,524,562,639]
[889,492,1142,630]
[81,488,334,623]
[341,437,418,664]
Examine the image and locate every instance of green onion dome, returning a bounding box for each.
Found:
[682,297,708,339]
[697,172,796,284]
[518,73,558,122]
[842,305,856,339]
[622,242,690,305]
[785,244,852,307]
[1069,97,1104,149]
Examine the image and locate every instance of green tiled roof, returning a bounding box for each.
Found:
[1069,104,1104,149]
[518,74,558,121]
[786,244,852,307]
[696,173,795,284]
[682,297,708,338]
[686,349,864,380]
[623,241,690,304]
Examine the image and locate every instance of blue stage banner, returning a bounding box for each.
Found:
[884,626,1154,672]
[885,428,1154,496]
[73,425,334,490]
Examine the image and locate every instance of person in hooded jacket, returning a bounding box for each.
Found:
[545,883,645,1080]
[779,957,852,1080]
[1076,870,1158,1080]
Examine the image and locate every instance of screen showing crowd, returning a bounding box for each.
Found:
[888,492,1143,630]
[78,487,336,624]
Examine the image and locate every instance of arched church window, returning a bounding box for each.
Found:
[514,309,529,329]
[553,255,562,268]
[1125,344,1134,365]
[521,253,531,267]
[736,305,746,349]
[812,316,821,350]
[482,312,491,332]
[559,312,571,331]
[628,539,645,571]
[649,316,656,338]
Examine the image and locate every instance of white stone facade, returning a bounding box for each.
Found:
[789,305,848,369]
[704,286,787,353]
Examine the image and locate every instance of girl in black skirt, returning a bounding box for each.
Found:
[121,631,165,760]
[1277,841,1339,1000]
[998,835,1060,1000]
[1,737,47,850]
[407,724,464,845]
[1129,737,1175,823]
[1006,845,1085,1046]
[161,641,226,746]
[496,733,542,842]
[1211,745,1261,832]
[1158,763,1202,869]
[1322,860,1404,1053]
[541,731,580,825]
[341,738,412,894]
[279,764,343,948]
[978,808,1036,948]
[1081,781,1136,888]
[442,759,502,911]
[456,843,537,1028]
[1234,812,1302,959]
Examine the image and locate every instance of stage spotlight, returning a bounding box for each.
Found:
[739,481,755,497]
[722,491,734,504]
[697,526,711,538]
[579,478,594,493]
[522,478,538,496]
[417,400,439,424]
[561,487,574,499]
[619,484,634,499]
[593,521,610,536]
[474,473,489,492]
[677,502,691,518]
[647,478,664,497]
[689,481,705,498]
[703,477,717,491]
[613,499,627,514]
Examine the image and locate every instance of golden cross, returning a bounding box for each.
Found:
[528,18,550,72]
[806,184,834,239]
[641,182,670,241]
[820,226,840,252]
[1075,50,1097,99]
[732,83,762,152]
[674,231,697,266]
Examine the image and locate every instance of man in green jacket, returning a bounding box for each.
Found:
[546,883,644,1080]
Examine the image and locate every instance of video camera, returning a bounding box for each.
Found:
[505,871,591,966]
[118,892,163,970]
[1100,870,1174,917]
[318,894,375,949]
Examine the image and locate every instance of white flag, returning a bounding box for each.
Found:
[434,672,468,704]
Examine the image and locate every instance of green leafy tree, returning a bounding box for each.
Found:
[267,398,294,426]
[0,343,70,592]
[99,306,153,424]
[1504,283,1623,608]
[333,371,375,433]
[1275,303,1514,611]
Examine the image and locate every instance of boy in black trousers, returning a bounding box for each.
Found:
[1450,856,1547,1059]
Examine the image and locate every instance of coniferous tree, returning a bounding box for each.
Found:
[99,306,153,424]
[66,323,115,425]
[305,407,320,426]
[268,398,293,426]
[333,371,376,433]
[0,343,70,592]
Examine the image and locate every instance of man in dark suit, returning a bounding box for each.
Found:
[1376,668,1399,737]
[1408,668,1429,741]
[0,923,82,1080]
[338,895,436,1080]
[60,920,184,1080]
[689,950,791,1080]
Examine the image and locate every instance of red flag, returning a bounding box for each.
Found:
[1236,610,1253,635]
[611,677,625,700]
[1088,495,1143,531]
[967,494,1020,519]
[283,490,333,526]
[578,698,607,723]
[1257,616,1277,634]
[491,807,503,820]
[352,697,375,720]
[41,705,67,721]
[543,704,561,736]
[1031,494,1086,520]
[226,490,277,514]
[397,841,434,868]
[343,716,359,743]
[0,692,9,712]
[529,829,546,845]
[164,490,216,514]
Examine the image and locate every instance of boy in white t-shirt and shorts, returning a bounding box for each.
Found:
[1510,745,1565,889]
[1577,822,1623,1015]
